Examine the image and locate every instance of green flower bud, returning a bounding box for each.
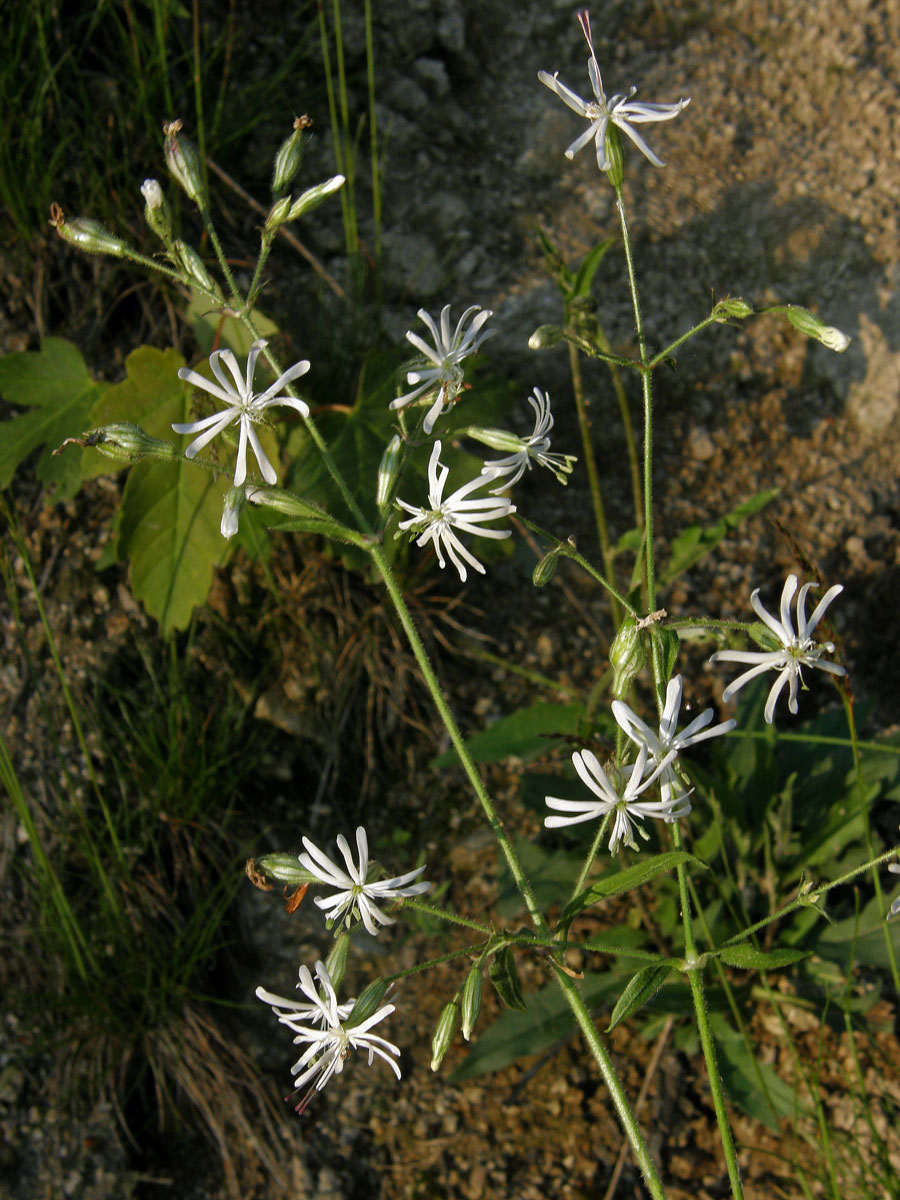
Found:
[605,124,625,189]
[462,426,526,454]
[324,932,351,991]
[533,547,561,587]
[141,178,171,242]
[376,434,404,516]
[254,852,319,886]
[460,965,483,1041]
[783,305,850,352]
[54,423,179,464]
[712,297,753,322]
[610,616,646,700]
[528,325,564,350]
[245,486,327,521]
[272,115,312,196]
[163,119,205,206]
[347,979,390,1028]
[49,204,130,258]
[286,175,346,222]
[430,1001,460,1072]
[264,196,292,233]
[174,240,220,296]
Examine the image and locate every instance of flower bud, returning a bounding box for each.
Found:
[245,486,326,522]
[712,297,753,322]
[347,979,390,1028]
[254,852,318,886]
[174,240,220,296]
[272,115,312,196]
[783,305,850,352]
[610,616,645,700]
[528,325,563,350]
[533,547,561,587]
[460,965,483,1041]
[324,932,351,990]
[220,486,245,539]
[49,204,130,258]
[264,195,292,233]
[605,124,625,189]
[54,423,179,464]
[141,178,172,242]
[462,426,525,454]
[376,434,403,516]
[430,1001,460,1072]
[286,175,346,222]
[163,119,205,206]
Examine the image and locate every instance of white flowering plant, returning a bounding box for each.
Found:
[16,7,899,1198]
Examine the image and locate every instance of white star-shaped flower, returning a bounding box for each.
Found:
[709,574,845,724]
[396,441,515,582]
[612,675,736,808]
[173,338,310,486]
[481,388,577,491]
[299,826,431,938]
[538,11,689,172]
[391,304,494,434]
[545,743,687,854]
[256,960,399,1113]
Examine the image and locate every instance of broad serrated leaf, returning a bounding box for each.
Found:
[94,346,230,632]
[658,488,779,587]
[606,963,674,1031]
[0,337,109,496]
[560,851,701,927]
[118,460,227,633]
[717,944,810,970]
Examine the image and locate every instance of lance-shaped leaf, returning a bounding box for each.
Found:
[606,963,675,1031]
[717,944,811,971]
[559,851,702,930]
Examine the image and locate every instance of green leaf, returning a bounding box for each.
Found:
[606,964,674,1031]
[658,488,779,587]
[717,944,810,970]
[98,346,231,633]
[488,947,526,1012]
[431,701,586,769]
[118,461,227,633]
[571,238,615,300]
[185,293,279,357]
[0,337,109,496]
[560,851,702,928]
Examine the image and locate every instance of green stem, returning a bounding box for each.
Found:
[593,323,644,533]
[552,964,668,1199]
[649,315,717,369]
[367,544,548,937]
[567,338,617,624]
[402,897,491,935]
[673,829,745,1200]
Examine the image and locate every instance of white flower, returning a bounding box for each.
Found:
[709,574,845,725]
[612,675,735,808]
[545,743,687,853]
[391,304,494,434]
[298,826,431,937]
[396,441,515,582]
[256,967,355,1030]
[173,338,310,486]
[256,960,399,1113]
[887,864,900,919]
[538,11,689,172]
[481,388,577,491]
